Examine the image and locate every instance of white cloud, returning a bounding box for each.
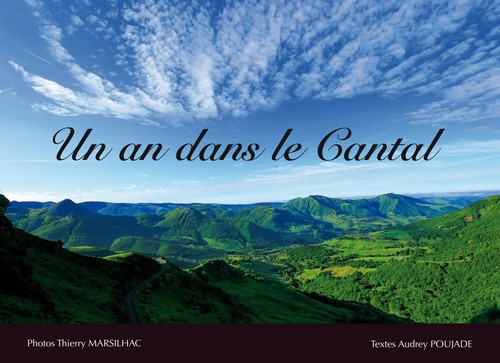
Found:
[408,101,488,125]
[442,139,500,156]
[24,0,43,9]
[40,24,73,63]
[0,87,13,94]
[10,61,151,119]
[14,0,499,124]
[243,161,390,185]
[70,15,84,27]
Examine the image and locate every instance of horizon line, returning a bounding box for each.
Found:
[4,189,500,206]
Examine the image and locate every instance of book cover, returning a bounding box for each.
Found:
[0,0,498,359]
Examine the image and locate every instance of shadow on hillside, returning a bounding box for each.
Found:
[303,291,414,323]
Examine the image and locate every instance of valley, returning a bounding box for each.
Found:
[1,191,499,323]
[6,192,468,266]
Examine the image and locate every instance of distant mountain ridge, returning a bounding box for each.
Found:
[10,191,496,217]
[79,201,284,216]
[282,193,447,219]
[46,199,92,217]
[6,192,488,263]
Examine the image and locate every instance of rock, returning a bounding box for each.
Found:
[0,194,10,215]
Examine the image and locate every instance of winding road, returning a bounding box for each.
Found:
[125,263,168,324]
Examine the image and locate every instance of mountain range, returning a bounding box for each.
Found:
[6,193,476,264]
[0,194,404,323]
[1,192,498,323]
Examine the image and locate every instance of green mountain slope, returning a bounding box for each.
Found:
[281,193,456,233]
[284,193,455,219]
[135,259,406,323]
[234,205,338,243]
[154,207,247,251]
[76,201,282,216]
[12,199,148,248]
[7,193,464,262]
[372,193,454,217]
[289,196,500,323]
[0,195,159,323]
[4,191,497,324]
[227,219,283,248]
[419,195,485,209]
[401,195,500,250]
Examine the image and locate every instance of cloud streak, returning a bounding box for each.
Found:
[19,47,54,65]
[11,0,500,124]
[9,61,152,119]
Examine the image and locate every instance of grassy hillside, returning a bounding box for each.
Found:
[233,205,340,243]
[0,195,159,323]
[134,259,406,323]
[8,193,463,263]
[3,192,497,324]
[281,193,456,233]
[2,194,401,324]
[264,196,500,323]
[11,199,149,248]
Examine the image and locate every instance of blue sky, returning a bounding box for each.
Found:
[0,0,499,203]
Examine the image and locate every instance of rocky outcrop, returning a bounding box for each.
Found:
[0,194,9,215]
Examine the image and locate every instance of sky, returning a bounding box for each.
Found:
[0,0,499,203]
